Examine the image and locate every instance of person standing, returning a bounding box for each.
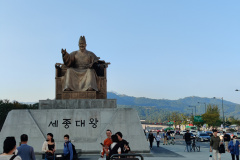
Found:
[163,131,167,145]
[210,130,222,160]
[63,135,74,160]
[228,135,240,160]
[17,134,35,160]
[101,129,113,159]
[184,130,192,152]
[42,133,56,160]
[115,132,130,154]
[155,132,161,147]
[147,131,155,149]
[0,137,22,160]
[223,131,230,151]
[103,135,121,160]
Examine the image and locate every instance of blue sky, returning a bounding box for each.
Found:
[1,0,240,103]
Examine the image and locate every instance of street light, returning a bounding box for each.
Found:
[197,102,207,113]
[189,105,196,116]
[213,97,224,128]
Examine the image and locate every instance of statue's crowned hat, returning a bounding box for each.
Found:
[79,36,86,44]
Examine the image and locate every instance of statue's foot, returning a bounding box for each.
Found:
[87,87,95,91]
[64,88,73,91]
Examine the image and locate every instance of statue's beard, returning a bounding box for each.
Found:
[79,48,86,53]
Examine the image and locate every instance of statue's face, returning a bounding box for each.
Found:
[79,42,86,52]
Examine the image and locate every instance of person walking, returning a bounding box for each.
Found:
[63,135,74,160]
[101,129,113,159]
[223,131,230,151]
[155,132,161,147]
[163,131,167,145]
[184,130,192,152]
[103,135,121,160]
[147,131,155,149]
[0,137,22,160]
[17,134,35,160]
[210,130,222,160]
[228,135,240,160]
[42,133,56,160]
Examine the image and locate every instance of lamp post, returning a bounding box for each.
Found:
[187,108,193,124]
[189,105,196,116]
[187,108,193,117]
[213,97,224,128]
[197,102,207,113]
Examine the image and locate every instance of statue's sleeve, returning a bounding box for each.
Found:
[89,51,100,64]
[62,51,75,67]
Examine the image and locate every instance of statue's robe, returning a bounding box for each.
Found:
[61,50,99,91]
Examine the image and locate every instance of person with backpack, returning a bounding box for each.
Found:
[0,137,21,160]
[63,134,77,160]
[228,135,240,160]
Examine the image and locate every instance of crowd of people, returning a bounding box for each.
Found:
[1,128,240,160]
[0,133,76,160]
[147,130,174,149]
[0,130,131,160]
[182,129,240,160]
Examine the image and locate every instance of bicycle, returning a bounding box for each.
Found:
[190,138,200,152]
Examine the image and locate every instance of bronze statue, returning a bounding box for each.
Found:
[61,36,99,91]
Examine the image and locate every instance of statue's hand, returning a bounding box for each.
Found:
[61,48,67,56]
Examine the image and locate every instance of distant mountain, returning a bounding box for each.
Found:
[107,92,240,117]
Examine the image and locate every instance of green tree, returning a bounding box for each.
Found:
[170,111,182,128]
[202,104,220,127]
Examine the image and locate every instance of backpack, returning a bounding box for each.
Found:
[67,142,77,155]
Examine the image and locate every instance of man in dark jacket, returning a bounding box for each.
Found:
[148,131,155,149]
[184,130,192,152]
[210,130,222,160]
[223,131,230,151]
[115,132,130,154]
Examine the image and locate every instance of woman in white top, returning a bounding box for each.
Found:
[155,132,161,147]
[42,133,56,160]
[104,135,121,160]
[0,137,21,160]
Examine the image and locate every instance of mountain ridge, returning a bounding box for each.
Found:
[107,92,240,117]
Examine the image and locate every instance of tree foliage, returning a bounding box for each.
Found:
[0,99,38,131]
[202,104,220,127]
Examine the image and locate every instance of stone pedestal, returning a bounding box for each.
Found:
[0,99,149,154]
[39,99,117,109]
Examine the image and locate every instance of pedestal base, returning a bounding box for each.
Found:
[0,103,149,153]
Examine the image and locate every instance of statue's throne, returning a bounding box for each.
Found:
[55,61,110,99]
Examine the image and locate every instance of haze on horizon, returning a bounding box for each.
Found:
[1,1,240,104]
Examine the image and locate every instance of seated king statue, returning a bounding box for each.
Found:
[61,36,99,92]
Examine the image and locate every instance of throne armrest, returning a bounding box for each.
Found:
[55,63,68,77]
